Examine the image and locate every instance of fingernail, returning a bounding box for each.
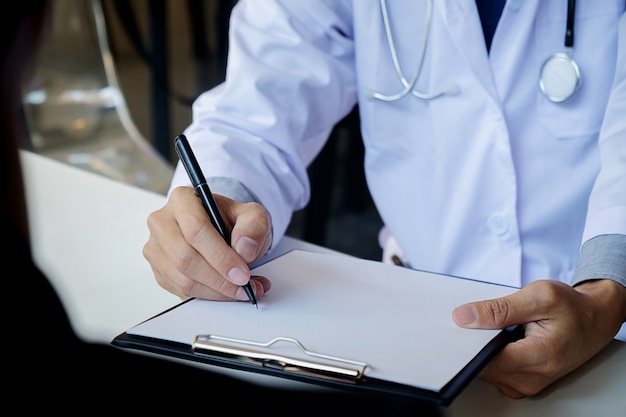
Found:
[235,237,259,260]
[234,286,250,301]
[228,267,249,286]
[454,304,478,325]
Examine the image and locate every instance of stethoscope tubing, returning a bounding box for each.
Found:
[370,0,581,103]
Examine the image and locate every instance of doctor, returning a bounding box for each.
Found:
[144,0,626,399]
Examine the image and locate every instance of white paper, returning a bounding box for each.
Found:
[127,250,518,392]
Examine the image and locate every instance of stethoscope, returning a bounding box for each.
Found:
[539,0,581,102]
[370,0,581,103]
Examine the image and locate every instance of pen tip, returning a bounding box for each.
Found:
[254,303,258,310]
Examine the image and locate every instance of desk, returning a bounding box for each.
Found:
[20,150,626,417]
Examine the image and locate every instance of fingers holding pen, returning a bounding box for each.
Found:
[215,194,273,297]
[144,186,271,301]
[176,188,271,300]
[217,194,273,264]
[144,186,241,300]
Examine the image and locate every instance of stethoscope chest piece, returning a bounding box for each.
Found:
[539,52,581,103]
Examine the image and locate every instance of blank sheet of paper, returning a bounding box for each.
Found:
[127,250,518,391]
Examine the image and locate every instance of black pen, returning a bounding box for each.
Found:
[174,134,258,309]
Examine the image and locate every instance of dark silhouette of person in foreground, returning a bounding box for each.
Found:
[1,2,438,415]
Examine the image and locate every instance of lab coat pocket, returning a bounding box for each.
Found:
[533,2,621,139]
[536,93,604,140]
[534,32,613,140]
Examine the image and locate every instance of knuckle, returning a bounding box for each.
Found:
[484,298,512,324]
[171,244,196,278]
[530,279,564,308]
[183,218,206,244]
[141,241,153,261]
[245,202,272,229]
[215,278,237,298]
[178,278,195,298]
[250,201,271,218]
[145,210,158,229]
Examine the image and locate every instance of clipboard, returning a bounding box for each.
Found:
[112,250,523,406]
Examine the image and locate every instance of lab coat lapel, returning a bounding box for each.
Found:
[435,0,498,99]
[489,0,540,100]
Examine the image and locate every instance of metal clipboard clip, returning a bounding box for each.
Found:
[192,334,368,383]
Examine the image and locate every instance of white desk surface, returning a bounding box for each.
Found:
[20,150,625,417]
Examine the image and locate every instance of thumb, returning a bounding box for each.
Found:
[452,292,528,330]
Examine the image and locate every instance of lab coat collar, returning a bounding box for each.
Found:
[435,0,540,102]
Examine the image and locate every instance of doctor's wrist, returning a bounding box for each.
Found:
[574,279,626,328]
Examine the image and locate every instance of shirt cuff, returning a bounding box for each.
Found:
[206,177,261,204]
[571,234,626,288]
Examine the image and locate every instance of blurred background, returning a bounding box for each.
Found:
[22,0,383,260]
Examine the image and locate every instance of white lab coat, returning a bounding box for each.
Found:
[174,0,626,289]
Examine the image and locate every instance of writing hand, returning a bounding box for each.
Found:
[143,186,273,301]
[452,279,626,398]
